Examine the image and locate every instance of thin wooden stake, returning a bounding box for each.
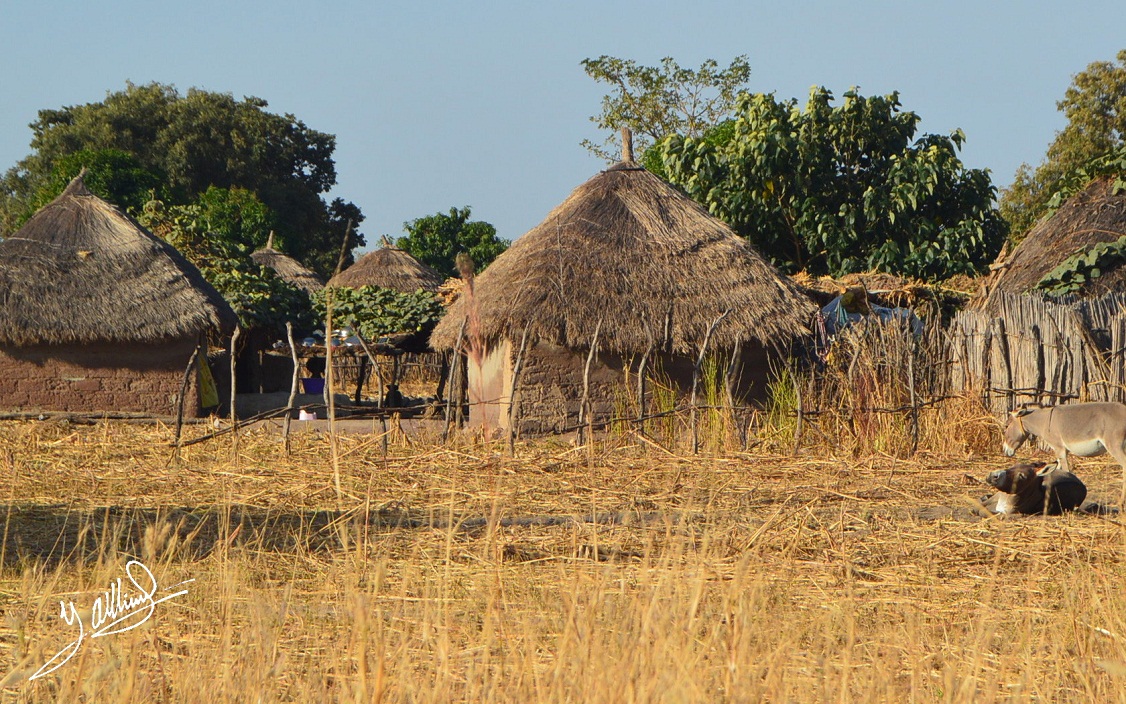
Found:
[692,310,730,455]
[229,326,241,460]
[172,341,202,456]
[326,219,353,502]
[578,319,603,447]
[444,319,467,441]
[908,333,918,455]
[283,322,299,454]
[507,325,531,456]
[793,372,804,456]
[637,346,651,433]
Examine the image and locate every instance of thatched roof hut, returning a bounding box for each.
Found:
[0,173,236,417]
[327,238,444,293]
[0,174,236,345]
[982,176,1126,307]
[250,232,325,294]
[431,160,814,354]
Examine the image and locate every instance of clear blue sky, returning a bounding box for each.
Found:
[0,1,1121,253]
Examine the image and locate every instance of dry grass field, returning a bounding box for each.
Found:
[1,410,1126,702]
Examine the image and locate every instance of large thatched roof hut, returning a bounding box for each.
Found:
[0,174,236,416]
[327,239,444,293]
[982,176,1126,308]
[431,145,815,435]
[250,232,325,294]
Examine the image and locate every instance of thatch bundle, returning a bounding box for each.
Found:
[327,240,444,293]
[250,233,324,294]
[430,160,814,354]
[981,176,1126,308]
[0,174,236,346]
[792,270,971,316]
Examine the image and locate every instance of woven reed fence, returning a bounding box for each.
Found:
[950,291,1126,417]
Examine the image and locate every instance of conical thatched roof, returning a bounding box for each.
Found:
[0,174,237,346]
[250,232,324,294]
[327,239,444,293]
[430,160,815,354]
[982,176,1126,308]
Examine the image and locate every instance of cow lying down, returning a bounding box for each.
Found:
[984,461,1087,515]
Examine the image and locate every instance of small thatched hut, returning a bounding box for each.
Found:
[430,142,815,435]
[250,232,325,294]
[981,176,1126,308]
[0,174,236,416]
[327,238,444,293]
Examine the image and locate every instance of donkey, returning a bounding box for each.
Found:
[985,461,1087,515]
[1003,402,1126,476]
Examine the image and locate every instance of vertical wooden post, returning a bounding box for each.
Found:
[229,327,241,458]
[995,318,1014,412]
[637,346,651,433]
[355,354,368,405]
[1031,324,1045,406]
[326,219,352,502]
[692,311,729,455]
[578,319,603,446]
[172,342,202,454]
[506,325,531,456]
[980,325,993,413]
[444,319,467,441]
[792,373,804,456]
[726,338,743,451]
[283,322,299,454]
[908,333,918,455]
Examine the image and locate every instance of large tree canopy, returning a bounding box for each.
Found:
[1001,49,1126,239]
[396,207,508,279]
[0,82,363,277]
[581,55,751,162]
[659,88,1007,281]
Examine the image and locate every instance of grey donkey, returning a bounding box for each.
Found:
[1003,402,1126,505]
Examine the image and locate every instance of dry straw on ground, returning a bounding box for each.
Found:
[1,413,1125,702]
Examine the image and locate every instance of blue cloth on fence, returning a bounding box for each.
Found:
[821,296,924,336]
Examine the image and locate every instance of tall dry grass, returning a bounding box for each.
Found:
[0,415,1125,702]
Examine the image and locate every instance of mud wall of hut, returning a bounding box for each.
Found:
[0,337,203,416]
[467,339,776,437]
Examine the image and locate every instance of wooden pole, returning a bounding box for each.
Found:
[692,310,730,455]
[444,319,467,441]
[793,372,804,456]
[229,327,241,459]
[908,333,918,455]
[726,338,742,450]
[578,319,603,446]
[637,346,651,433]
[355,354,368,404]
[507,325,531,456]
[283,322,300,454]
[172,342,202,454]
[327,219,353,501]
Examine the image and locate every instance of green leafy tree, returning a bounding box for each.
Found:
[581,55,751,162]
[660,88,1007,280]
[1001,50,1126,239]
[25,148,165,219]
[138,197,314,332]
[313,287,444,341]
[396,207,508,279]
[0,82,363,277]
[194,185,276,253]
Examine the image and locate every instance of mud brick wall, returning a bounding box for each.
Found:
[0,337,203,416]
[513,343,625,436]
[512,340,776,437]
